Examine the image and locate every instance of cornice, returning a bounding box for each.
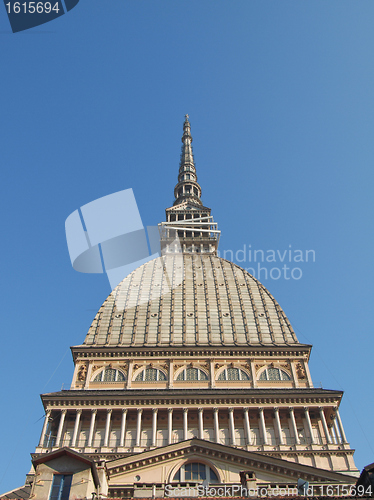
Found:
[71,344,313,362]
[41,388,343,409]
[260,449,356,459]
[31,451,132,461]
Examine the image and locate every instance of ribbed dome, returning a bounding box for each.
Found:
[84,254,298,347]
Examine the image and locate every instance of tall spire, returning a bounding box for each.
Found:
[160,115,220,255]
[173,115,202,206]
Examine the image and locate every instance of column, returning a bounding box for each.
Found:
[127,360,134,389]
[71,409,82,448]
[243,408,251,446]
[84,364,93,389]
[88,409,97,448]
[336,409,348,443]
[39,410,51,447]
[290,362,299,388]
[319,407,332,445]
[152,409,158,447]
[330,426,337,444]
[250,360,257,388]
[120,409,128,447]
[304,407,315,444]
[104,409,112,447]
[169,361,174,389]
[304,362,314,387]
[289,407,300,445]
[168,408,173,444]
[333,419,342,444]
[213,408,219,443]
[210,360,216,388]
[274,408,283,445]
[183,409,188,441]
[228,408,236,446]
[55,409,67,447]
[198,409,204,439]
[136,409,143,447]
[259,408,267,445]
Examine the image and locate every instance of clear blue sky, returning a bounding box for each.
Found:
[1,0,373,493]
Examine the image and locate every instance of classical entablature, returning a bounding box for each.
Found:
[41,388,343,408]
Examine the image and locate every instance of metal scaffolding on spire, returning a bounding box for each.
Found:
[161,116,220,255]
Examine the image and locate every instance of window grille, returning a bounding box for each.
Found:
[259,367,291,381]
[217,367,250,381]
[135,368,167,381]
[93,368,126,382]
[176,367,208,381]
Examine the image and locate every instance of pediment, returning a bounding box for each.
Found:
[32,447,95,468]
[106,438,355,485]
[32,447,100,488]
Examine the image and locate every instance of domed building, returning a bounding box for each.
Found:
[27,117,357,500]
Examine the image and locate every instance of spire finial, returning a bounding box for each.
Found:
[172,116,202,206]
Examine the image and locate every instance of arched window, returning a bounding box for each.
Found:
[93,368,126,382]
[135,367,167,382]
[217,367,250,381]
[172,463,219,483]
[176,367,208,381]
[259,367,291,381]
